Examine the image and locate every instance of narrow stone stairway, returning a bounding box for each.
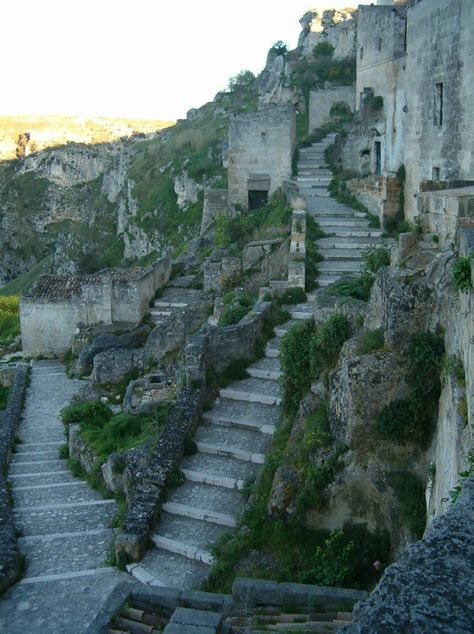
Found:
[128,315,307,589]
[297,133,385,288]
[0,360,124,633]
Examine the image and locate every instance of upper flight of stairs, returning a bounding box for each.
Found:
[296,134,385,288]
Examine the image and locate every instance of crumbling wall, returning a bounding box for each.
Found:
[309,86,356,132]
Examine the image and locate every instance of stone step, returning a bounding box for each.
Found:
[162,500,236,528]
[195,441,265,465]
[18,566,116,585]
[9,460,69,475]
[149,309,172,317]
[318,260,362,273]
[317,249,364,261]
[10,450,64,463]
[202,398,278,434]
[194,423,271,458]
[265,338,281,358]
[154,512,227,555]
[14,499,117,536]
[313,209,366,219]
[154,301,188,308]
[299,190,331,198]
[167,481,243,520]
[130,546,209,589]
[289,304,313,320]
[14,441,63,453]
[317,217,371,228]
[18,529,115,578]
[247,356,281,380]
[318,275,350,287]
[182,452,259,483]
[321,227,383,238]
[317,236,386,248]
[182,467,245,490]
[151,535,214,566]
[8,471,78,486]
[220,377,281,406]
[275,319,302,337]
[12,481,98,508]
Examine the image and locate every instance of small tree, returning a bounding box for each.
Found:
[228,70,256,92]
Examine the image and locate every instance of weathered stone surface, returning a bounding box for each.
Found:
[75,326,149,376]
[364,267,433,348]
[90,349,143,385]
[341,477,474,634]
[124,371,176,415]
[267,464,301,519]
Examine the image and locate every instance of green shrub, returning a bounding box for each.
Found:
[219,291,255,326]
[306,215,327,242]
[280,321,315,414]
[277,288,307,305]
[324,277,371,302]
[389,471,426,539]
[357,328,385,354]
[61,401,113,427]
[0,385,9,410]
[310,314,350,380]
[406,332,444,402]
[376,399,423,442]
[452,254,473,292]
[305,240,322,292]
[270,40,288,57]
[313,41,335,57]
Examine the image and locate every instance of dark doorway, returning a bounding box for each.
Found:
[248,189,268,210]
[374,141,382,175]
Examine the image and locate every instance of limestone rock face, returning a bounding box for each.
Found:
[341,477,474,634]
[298,8,356,60]
[267,465,301,519]
[364,267,434,348]
[90,349,143,385]
[173,171,202,209]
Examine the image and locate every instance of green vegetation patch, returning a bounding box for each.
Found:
[61,400,171,460]
[0,385,10,410]
[389,471,426,539]
[0,295,20,348]
[219,291,254,326]
[357,329,385,354]
[452,254,473,292]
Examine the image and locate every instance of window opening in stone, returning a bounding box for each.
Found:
[432,167,440,181]
[434,82,443,126]
[248,190,268,210]
[378,38,382,52]
[403,18,407,52]
[374,141,382,176]
[360,46,364,60]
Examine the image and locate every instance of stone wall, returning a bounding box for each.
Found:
[115,388,202,560]
[0,364,29,594]
[404,0,474,217]
[309,86,355,132]
[347,176,402,225]
[298,9,356,61]
[355,5,407,175]
[200,189,228,235]
[227,106,295,209]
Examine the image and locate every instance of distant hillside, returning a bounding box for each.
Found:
[0,115,174,160]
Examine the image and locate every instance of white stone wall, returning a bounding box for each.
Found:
[309,86,356,132]
[404,0,474,217]
[20,300,79,357]
[227,106,295,209]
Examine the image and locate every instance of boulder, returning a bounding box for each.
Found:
[75,326,149,376]
[90,349,143,385]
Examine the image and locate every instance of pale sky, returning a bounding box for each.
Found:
[2,1,370,121]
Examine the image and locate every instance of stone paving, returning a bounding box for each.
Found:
[0,360,126,633]
[297,133,385,288]
[128,321,307,589]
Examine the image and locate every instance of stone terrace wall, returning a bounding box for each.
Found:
[200,189,228,235]
[0,364,29,594]
[309,86,355,132]
[228,106,295,209]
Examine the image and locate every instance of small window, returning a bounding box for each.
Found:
[432,167,440,181]
[378,38,382,52]
[360,46,364,60]
[434,82,443,126]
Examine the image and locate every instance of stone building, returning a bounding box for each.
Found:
[342,0,474,226]
[227,105,295,210]
[20,255,171,357]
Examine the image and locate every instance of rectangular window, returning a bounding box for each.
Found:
[434,82,443,126]
[432,167,440,181]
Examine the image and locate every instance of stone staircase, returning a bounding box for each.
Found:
[0,360,124,633]
[127,314,308,589]
[297,134,385,288]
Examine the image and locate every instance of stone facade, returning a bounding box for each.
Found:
[20,254,171,356]
[227,106,295,210]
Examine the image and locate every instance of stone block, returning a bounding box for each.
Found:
[131,586,182,617]
[164,625,215,634]
[277,582,367,611]
[180,590,232,614]
[115,531,147,562]
[232,577,279,607]
[90,348,143,385]
[171,607,223,629]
